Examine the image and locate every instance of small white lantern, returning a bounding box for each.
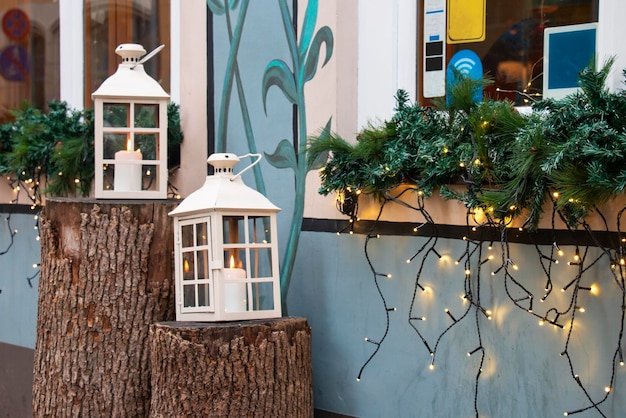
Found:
[169,153,282,321]
[92,43,170,199]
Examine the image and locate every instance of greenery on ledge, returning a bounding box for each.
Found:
[0,100,183,202]
[309,60,626,229]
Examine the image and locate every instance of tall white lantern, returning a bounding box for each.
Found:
[92,43,170,199]
[169,153,282,321]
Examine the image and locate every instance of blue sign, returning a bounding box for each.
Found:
[446,49,483,105]
[0,45,30,82]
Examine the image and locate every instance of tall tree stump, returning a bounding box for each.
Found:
[149,318,313,417]
[32,198,177,417]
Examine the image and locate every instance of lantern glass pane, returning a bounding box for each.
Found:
[248,216,271,243]
[223,216,245,244]
[224,282,248,312]
[249,248,273,278]
[197,250,209,279]
[136,133,158,160]
[196,223,208,246]
[197,283,210,307]
[251,282,274,311]
[103,134,129,159]
[183,284,195,307]
[181,225,193,248]
[224,249,246,271]
[182,252,194,281]
[134,104,159,128]
[103,103,129,127]
[141,164,159,191]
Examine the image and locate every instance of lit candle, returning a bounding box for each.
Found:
[114,138,142,191]
[224,255,247,312]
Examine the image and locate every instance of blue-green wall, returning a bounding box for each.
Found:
[0,210,40,349]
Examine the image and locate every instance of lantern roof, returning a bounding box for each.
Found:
[92,43,169,100]
[169,153,280,218]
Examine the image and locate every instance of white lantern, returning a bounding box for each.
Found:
[169,153,282,321]
[92,43,170,199]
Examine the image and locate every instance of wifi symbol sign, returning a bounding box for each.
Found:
[446,50,483,104]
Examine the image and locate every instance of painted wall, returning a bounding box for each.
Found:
[0,209,40,349]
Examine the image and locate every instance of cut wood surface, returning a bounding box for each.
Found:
[149,318,313,418]
[32,198,177,417]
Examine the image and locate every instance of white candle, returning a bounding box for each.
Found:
[224,256,247,312]
[114,140,142,191]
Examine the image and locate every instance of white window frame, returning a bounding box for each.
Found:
[59,0,180,109]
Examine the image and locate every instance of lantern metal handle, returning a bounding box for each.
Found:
[131,44,165,69]
[230,153,262,182]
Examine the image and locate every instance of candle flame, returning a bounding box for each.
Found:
[230,255,236,269]
[183,259,190,273]
[126,138,132,152]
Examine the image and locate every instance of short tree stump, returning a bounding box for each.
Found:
[149,318,313,417]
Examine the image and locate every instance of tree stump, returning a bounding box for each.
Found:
[32,198,177,417]
[149,318,313,417]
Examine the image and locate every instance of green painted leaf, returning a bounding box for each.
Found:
[303,26,333,83]
[265,139,298,172]
[262,60,297,113]
[308,117,332,171]
[207,0,241,15]
[298,0,318,59]
[207,0,225,15]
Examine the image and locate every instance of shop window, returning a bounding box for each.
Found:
[420,0,599,105]
[0,2,60,122]
[84,0,170,108]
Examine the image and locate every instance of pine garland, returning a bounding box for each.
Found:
[311,61,626,229]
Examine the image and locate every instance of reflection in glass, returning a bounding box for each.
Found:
[182,252,194,281]
[248,216,271,243]
[196,222,208,246]
[183,284,195,307]
[449,0,599,104]
[135,104,159,128]
[252,282,274,311]
[136,133,158,160]
[249,248,272,278]
[181,225,193,248]
[223,216,245,244]
[103,103,129,127]
[198,283,210,307]
[141,165,159,191]
[197,250,209,279]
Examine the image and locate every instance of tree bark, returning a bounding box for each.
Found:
[32,198,177,417]
[149,318,313,418]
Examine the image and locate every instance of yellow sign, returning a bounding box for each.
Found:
[447,0,486,44]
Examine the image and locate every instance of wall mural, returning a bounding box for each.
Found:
[208,0,333,311]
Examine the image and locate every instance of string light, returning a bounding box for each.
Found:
[349,184,624,417]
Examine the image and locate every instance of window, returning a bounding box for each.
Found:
[84,0,170,107]
[420,0,599,105]
[0,2,60,122]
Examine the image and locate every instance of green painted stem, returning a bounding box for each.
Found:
[224,2,268,197]
[216,0,249,152]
